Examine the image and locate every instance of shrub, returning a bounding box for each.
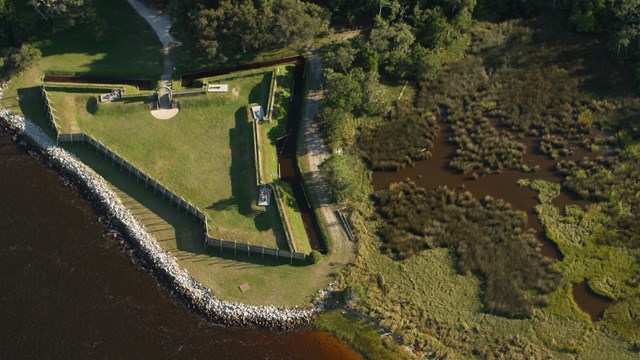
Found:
[320,153,371,212]
[308,250,322,264]
[1,44,41,79]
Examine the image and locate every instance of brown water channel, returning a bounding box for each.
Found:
[372,117,612,319]
[572,281,613,322]
[0,132,359,358]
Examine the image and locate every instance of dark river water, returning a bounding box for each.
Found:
[0,133,361,359]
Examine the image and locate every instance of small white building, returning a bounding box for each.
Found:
[99,88,123,103]
[257,184,271,206]
[207,84,229,93]
[251,105,264,121]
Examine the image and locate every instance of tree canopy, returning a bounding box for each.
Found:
[190,0,330,61]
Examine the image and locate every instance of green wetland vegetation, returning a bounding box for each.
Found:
[315,7,640,360]
[375,181,564,318]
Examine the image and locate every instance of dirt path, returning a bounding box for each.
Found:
[299,50,353,256]
[125,0,181,75]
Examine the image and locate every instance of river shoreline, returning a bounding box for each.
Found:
[0,81,320,330]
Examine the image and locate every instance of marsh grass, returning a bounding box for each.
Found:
[375,181,564,318]
[358,99,439,170]
[314,311,410,360]
[338,18,640,358]
[531,179,639,299]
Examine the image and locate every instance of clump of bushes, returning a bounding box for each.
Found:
[1,44,41,79]
[320,153,372,212]
[308,250,322,264]
[375,181,565,318]
[358,99,439,170]
[448,110,526,176]
[316,68,392,149]
[540,134,573,157]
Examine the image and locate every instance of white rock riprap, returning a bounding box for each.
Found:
[0,104,316,329]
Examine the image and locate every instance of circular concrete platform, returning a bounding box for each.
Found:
[151,108,179,120]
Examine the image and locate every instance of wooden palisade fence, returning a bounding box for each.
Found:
[40,80,308,263]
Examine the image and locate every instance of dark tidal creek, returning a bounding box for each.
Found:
[0,133,361,359]
[372,119,611,321]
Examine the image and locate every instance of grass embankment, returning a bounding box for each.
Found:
[314,311,410,360]
[44,84,148,134]
[274,181,311,254]
[257,65,296,183]
[62,144,340,306]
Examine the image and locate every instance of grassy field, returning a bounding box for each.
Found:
[48,71,293,249]
[63,143,346,306]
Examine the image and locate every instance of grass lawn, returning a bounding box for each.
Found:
[63,143,344,306]
[275,181,311,254]
[45,68,316,254]
[49,71,292,248]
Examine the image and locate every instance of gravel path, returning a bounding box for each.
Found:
[125,0,180,74]
[299,50,353,255]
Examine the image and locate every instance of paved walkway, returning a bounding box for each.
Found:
[299,50,353,255]
[126,0,181,74]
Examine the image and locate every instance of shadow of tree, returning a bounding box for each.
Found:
[86,97,98,115]
[208,197,236,211]
[36,0,164,78]
[229,107,255,216]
